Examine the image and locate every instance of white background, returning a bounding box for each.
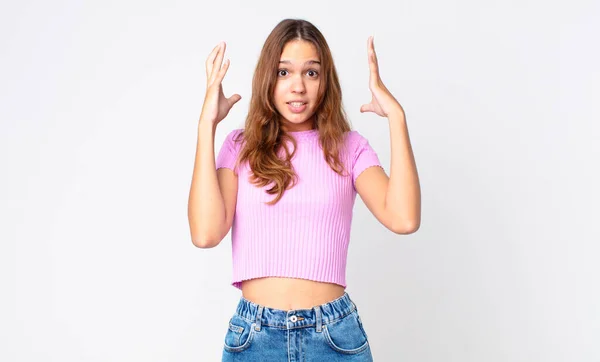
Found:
[2,0,599,361]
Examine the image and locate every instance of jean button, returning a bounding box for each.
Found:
[289,315,298,322]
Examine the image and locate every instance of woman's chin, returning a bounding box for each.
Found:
[283,112,315,124]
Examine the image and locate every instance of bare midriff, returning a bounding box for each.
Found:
[241,277,346,311]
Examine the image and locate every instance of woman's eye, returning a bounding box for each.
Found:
[277,69,319,77]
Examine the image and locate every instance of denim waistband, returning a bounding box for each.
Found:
[235,291,357,332]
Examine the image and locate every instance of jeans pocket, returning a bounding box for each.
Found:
[356,312,369,341]
[223,314,255,353]
[322,310,370,354]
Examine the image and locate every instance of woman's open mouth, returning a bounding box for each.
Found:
[287,101,307,113]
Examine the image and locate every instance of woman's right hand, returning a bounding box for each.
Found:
[199,42,241,126]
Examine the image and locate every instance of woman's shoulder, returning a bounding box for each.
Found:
[344,129,369,146]
[225,128,244,139]
[222,128,245,147]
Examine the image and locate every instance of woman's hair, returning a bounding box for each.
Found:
[234,18,352,205]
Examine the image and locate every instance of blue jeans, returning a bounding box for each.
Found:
[222,291,373,361]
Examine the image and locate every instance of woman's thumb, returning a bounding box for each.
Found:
[360,103,373,113]
[228,94,242,107]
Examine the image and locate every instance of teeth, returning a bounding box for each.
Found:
[289,102,305,107]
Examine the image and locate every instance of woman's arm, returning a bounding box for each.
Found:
[188,41,241,248]
[385,110,421,232]
[187,121,228,248]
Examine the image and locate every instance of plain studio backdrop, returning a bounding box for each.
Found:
[1,0,598,361]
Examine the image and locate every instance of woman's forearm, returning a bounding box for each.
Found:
[187,120,227,247]
[385,109,421,232]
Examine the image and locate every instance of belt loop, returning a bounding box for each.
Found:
[314,305,322,333]
[255,305,263,331]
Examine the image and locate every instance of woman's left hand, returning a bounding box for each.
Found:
[360,36,404,118]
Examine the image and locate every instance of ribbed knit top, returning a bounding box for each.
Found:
[215,128,383,290]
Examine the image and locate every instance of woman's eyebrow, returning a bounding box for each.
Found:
[279,60,321,66]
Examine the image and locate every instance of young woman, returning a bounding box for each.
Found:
[188,18,421,361]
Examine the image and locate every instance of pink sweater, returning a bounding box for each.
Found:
[215,128,382,289]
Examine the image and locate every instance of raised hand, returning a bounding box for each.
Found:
[200,42,242,126]
[359,36,404,118]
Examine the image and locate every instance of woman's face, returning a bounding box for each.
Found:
[273,39,321,132]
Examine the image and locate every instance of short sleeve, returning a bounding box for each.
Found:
[216,129,242,173]
[352,132,383,190]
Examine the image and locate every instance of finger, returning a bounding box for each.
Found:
[227,94,242,108]
[209,42,226,84]
[360,103,374,113]
[205,43,222,79]
[368,37,379,79]
[367,37,374,73]
[371,37,379,67]
[215,58,231,84]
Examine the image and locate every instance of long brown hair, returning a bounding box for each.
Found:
[233,18,352,205]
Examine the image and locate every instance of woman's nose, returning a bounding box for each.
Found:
[290,76,306,93]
